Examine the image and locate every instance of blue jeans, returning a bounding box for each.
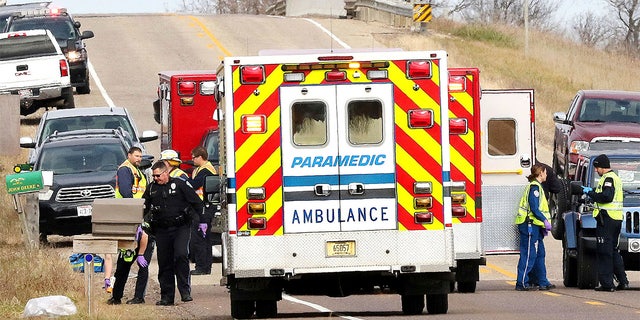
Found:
[516,223,551,288]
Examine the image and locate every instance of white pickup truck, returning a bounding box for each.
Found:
[0,29,74,115]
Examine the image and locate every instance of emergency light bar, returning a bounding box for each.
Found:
[240,65,265,84]
[281,61,389,72]
[407,60,432,79]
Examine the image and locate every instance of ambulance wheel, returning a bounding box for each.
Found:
[576,231,597,289]
[562,236,577,287]
[230,298,255,319]
[401,294,424,315]
[255,300,277,318]
[426,293,448,314]
[457,281,476,293]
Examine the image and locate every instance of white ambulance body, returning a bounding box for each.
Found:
[214,50,455,319]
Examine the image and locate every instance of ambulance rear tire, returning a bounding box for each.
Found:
[401,294,424,315]
[426,293,448,314]
[255,300,277,318]
[230,298,255,319]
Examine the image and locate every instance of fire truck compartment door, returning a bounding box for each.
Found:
[280,83,397,233]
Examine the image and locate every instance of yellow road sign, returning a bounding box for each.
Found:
[413,4,432,22]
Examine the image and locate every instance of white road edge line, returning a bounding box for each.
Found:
[282,294,364,320]
[304,18,352,49]
[87,60,116,108]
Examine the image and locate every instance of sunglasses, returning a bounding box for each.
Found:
[152,170,167,178]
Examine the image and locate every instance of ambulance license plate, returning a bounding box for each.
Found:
[77,205,92,217]
[326,240,356,257]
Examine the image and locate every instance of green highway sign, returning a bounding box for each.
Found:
[5,171,43,194]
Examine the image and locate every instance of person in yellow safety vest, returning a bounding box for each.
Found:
[160,149,189,181]
[107,146,155,305]
[189,146,218,275]
[515,163,555,291]
[582,154,629,291]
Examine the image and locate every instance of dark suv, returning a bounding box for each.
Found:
[33,129,130,241]
[5,7,94,94]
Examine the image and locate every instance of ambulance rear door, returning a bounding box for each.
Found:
[280,83,397,234]
[480,89,535,253]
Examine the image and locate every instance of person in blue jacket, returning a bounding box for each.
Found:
[514,163,555,291]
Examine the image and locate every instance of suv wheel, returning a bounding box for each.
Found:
[76,74,91,94]
[59,88,75,110]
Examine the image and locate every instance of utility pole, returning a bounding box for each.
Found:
[524,0,529,56]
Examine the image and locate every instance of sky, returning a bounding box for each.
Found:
[6,0,183,13]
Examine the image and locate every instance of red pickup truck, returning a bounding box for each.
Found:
[552,90,640,178]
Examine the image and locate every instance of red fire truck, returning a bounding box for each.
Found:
[153,70,218,168]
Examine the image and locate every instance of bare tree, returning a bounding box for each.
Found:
[447,0,558,29]
[572,12,612,48]
[608,0,640,53]
[179,0,279,14]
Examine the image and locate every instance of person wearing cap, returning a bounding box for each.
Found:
[583,154,629,291]
[160,149,189,181]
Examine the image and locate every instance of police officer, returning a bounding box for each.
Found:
[189,146,218,275]
[143,161,204,305]
[583,154,629,291]
[160,149,189,180]
[107,146,154,305]
[515,163,555,291]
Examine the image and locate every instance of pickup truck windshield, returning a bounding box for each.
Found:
[0,34,56,60]
[9,16,76,45]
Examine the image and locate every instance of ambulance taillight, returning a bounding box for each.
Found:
[449,118,468,135]
[326,70,346,81]
[407,60,431,79]
[248,218,266,230]
[408,109,433,128]
[414,182,434,224]
[178,81,196,95]
[450,181,467,218]
[241,65,265,84]
[241,115,267,133]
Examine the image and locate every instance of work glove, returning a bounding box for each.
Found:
[103,278,111,290]
[198,223,208,237]
[136,255,148,268]
[544,220,552,231]
[582,186,593,194]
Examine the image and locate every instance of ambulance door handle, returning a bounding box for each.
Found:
[348,183,365,195]
[314,184,331,197]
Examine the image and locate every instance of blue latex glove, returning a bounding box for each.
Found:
[582,186,593,194]
[198,223,208,237]
[542,228,549,236]
[103,278,111,289]
[544,220,552,231]
[136,255,148,268]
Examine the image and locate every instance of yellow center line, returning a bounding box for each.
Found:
[485,262,517,279]
[188,16,233,58]
[585,301,605,306]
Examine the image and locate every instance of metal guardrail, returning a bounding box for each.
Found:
[354,0,412,17]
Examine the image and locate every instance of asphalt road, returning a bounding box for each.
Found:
[25,14,640,319]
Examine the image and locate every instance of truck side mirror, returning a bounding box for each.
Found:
[152,99,161,124]
[81,30,94,40]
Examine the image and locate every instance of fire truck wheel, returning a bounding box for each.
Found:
[401,294,424,315]
[426,293,448,314]
[230,298,255,319]
[255,300,277,319]
[456,281,477,293]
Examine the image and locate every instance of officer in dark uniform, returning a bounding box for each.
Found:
[583,154,629,291]
[143,161,204,305]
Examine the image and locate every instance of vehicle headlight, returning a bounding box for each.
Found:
[570,140,589,154]
[65,50,85,63]
[39,189,54,201]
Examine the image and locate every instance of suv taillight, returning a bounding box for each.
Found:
[59,59,69,77]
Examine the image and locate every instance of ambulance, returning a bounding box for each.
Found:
[210,49,456,318]
[153,70,217,168]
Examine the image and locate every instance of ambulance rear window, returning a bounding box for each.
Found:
[487,119,516,156]
[348,100,383,145]
[292,101,327,146]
